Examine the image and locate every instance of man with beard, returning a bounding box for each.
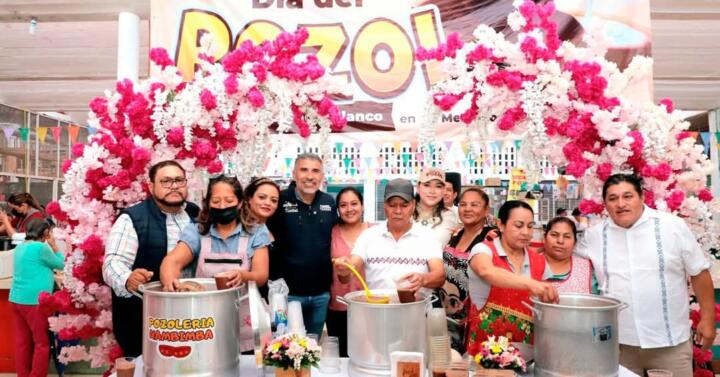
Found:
[267,153,337,337]
[102,160,199,357]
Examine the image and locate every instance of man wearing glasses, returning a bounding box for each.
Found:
[102,160,199,357]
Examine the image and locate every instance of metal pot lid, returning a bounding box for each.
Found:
[530,293,624,310]
[138,278,243,297]
[247,281,272,377]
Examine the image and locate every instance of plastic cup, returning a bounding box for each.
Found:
[287,301,306,335]
[214,271,231,290]
[115,357,135,377]
[393,275,415,303]
[319,336,341,373]
[647,370,672,377]
[430,361,447,377]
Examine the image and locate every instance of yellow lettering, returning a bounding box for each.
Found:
[411,9,444,87]
[300,23,350,84]
[176,9,232,81]
[236,20,283,47]
[352,18,415,98]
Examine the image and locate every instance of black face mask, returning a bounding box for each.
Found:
[209,207,238,225]
[11,209,21,217]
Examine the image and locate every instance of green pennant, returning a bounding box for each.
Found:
[715,132,720,144]
[343,158,351,168]
[18,127,29,141]
[514,140,521,149]
[284,158,292,168]
[335,142,343,152]
[401,154,410,166]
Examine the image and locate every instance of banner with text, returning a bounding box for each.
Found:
[150,0,651,142]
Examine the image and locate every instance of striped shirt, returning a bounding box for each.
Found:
[102,210,191,297]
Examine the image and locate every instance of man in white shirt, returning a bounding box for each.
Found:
[336,178,445,293]
[577,174,715,377]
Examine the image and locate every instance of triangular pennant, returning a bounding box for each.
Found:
[18,127,29,141]
[68,125,80,144]
[88,127,98,136]
[701,132,710,155]
[51,126,61,141]
[715,132,720,144]
[393,141,402,153]
[363,157,372,168]
[402,154,411,166]
[343,158,351,169]
[2,126,16,140]
[37,127,49,144]
[444,141,452,151]
[335,142,343,152]
[284,157,293,168]
[514,140,521,150]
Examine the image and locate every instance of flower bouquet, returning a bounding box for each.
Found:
[473,336,526,377]
[263,333,321,377]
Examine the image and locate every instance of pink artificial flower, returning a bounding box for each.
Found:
[166,127,185,147]
[698,188,713,202]
[659,98,674,113]
[199,89,217,110]
[497,106,526,131]
[578,199,604,215]
[676,131,691,141]
[466,45,498,64]
[643,190,656,208]
[71,143,85,157]
[415,33,464,61]
[224,75,239,95]
[596,163,613,181]
[694,368,714,377]
[666,190,685,211]
[433,93,463,111]
[149,48,175,68]
[247,87,265,108]
[251,62,269,83]
[207,159,223,174]
[693,345,713,364]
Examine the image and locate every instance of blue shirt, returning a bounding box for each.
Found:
[179,223,271,261]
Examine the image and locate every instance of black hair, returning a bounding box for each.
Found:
[602,174,643,200]
[336,187,364,225]
[24,218,52,241]
[555,207,567,216]
[571,208,581,217]
[445,172,461,206]
[458,187,490,208]
[148,160,185,183]
[197,175,249,235]
[497,200,533,225]
[545,216,577,242]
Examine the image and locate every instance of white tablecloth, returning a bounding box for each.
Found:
[111,355,640,377]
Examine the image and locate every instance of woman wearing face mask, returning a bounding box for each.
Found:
[0,192,46,237]
[10,219,64,377]
[543,216,597,294]
[465,200,558,356]
[440,187,497,354]
[328,187,371,357]
[160,175,270,352]
[414,168,459,246]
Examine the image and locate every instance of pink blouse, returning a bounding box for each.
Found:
[328,224,368,311]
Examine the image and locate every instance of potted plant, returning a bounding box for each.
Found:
[473,336,527,377]
[263,333,321,377]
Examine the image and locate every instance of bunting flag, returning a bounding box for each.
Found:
[393,141,402,153]
[335,142,343,152]
[444,141,452,151]
[37,127,49,144]
[2,126,16,140]
[284,157,292,169]
[363,157,372,169]
[401,153,410,166]
[701,132,710,155]
[68,125,80,144]
[349,167,356,176]
[51,126,61,141]
[343,158,351,169]
[715,132,720,144]
[514,140,521,150]
[18,127,29,141]
[88,127,98,136]
[354,142,361,150]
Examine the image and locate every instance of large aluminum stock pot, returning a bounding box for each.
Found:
[530,294,626,377]
[338,289,435,376]
[138,278,243,377]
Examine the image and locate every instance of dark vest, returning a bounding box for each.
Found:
[111,198,198,357]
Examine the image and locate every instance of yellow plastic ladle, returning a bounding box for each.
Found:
[335,260,390,304]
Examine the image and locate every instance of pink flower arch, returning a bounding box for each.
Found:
[418,0,719,251]
[39,29,346,374]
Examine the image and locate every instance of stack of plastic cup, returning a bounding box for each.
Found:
[287,301,306,336]
[319,336,341,373]
[426,308,451,369]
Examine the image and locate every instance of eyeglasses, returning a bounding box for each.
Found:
[158,177,188,188]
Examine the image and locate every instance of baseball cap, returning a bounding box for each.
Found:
[384,178,414,202]
[419,167,445,184]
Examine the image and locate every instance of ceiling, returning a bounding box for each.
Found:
[0,0,718,125]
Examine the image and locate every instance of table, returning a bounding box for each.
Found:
[112,355,640,377]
